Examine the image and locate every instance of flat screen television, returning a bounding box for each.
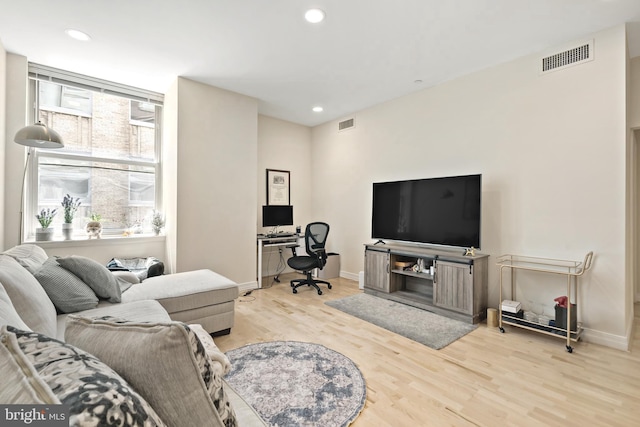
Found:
[262,205,294,227]
[371,174,481,249]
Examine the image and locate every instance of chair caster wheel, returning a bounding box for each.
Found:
[292,289,297,294]
[328,284,332,289]
[318,290,323,295]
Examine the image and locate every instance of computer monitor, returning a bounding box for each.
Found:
[262,205,293,227]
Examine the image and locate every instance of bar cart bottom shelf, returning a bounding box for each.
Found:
[499,316,582,353]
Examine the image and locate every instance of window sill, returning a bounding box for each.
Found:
[23,234,166,249]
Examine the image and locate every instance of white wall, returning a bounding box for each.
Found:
[257,115,312,233]
[625,39,635,334]
[634,129,640,303]
[630,57,640,129]
[630,56,640,303]
[311,25,629,348]
[257,115,312,277]
[40,237,166,265]
[173,78,258,286]
[3,53,27,251]
[163,80,179,273]
[0,40,6,249]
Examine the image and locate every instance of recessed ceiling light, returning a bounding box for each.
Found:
[305,9,325,23]
[414,79,423,84]
[312,106,324,113]
[65,29,91,41]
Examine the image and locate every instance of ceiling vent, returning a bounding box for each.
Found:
[540,40,593,74]
[338,117,355,132]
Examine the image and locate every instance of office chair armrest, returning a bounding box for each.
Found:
[309,248,328,267]
[286,244,299,256]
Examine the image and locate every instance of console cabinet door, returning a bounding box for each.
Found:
[433,260,473,314]
[364,249,390,292]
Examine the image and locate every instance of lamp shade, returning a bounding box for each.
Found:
[14,122,64,148]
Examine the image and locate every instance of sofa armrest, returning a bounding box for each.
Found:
[223,380,268,427]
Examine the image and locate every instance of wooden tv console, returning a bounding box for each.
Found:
[363,243,489,324]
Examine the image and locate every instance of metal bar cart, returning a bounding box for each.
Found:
[496,252,593,353]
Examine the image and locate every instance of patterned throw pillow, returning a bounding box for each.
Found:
[33,257,99,313]
[1,325,166,426]
[65,316,237,427]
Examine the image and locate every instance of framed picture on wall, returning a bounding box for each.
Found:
[266,169,290,205]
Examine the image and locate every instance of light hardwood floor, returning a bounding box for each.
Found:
[215,274,640,427]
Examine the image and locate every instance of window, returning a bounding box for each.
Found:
[39,81,92,116]
[129,170,156,206]
[25,64,163,239]
[130,100,155,126]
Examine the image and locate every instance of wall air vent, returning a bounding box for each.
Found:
[338,118,355,131]
[540,40,593,74]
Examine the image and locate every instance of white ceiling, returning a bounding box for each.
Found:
[1,0,640,127]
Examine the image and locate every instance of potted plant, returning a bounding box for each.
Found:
[151,210,165,236]
[86,212,102,239]
[61,194,81,240]
[35,208,57,241]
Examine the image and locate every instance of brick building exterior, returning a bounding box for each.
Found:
[37,89,157,235]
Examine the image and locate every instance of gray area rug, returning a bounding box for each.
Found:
[325,293,477,349]
[225,341,366,427]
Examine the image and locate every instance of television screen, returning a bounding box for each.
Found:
[371,174,481,249]
[262,205,294,227]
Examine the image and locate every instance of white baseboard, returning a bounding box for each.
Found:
[236,281,258,294]
[581,327,630,351]
[340,271,359,282]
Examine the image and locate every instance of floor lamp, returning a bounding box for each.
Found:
[14,122,64,243]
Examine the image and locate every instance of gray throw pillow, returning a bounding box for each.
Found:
[65,316,236,427]
[56,255,131,303]
[33,257,99,313]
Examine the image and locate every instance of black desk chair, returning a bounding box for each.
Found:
[287,222,332,295]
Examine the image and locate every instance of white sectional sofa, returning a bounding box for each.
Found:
[3,244,239,338]
[0,244,267,427]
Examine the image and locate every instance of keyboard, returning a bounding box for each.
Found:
[265,233,296,238]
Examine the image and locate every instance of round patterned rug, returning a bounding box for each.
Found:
[225,341,366,427]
